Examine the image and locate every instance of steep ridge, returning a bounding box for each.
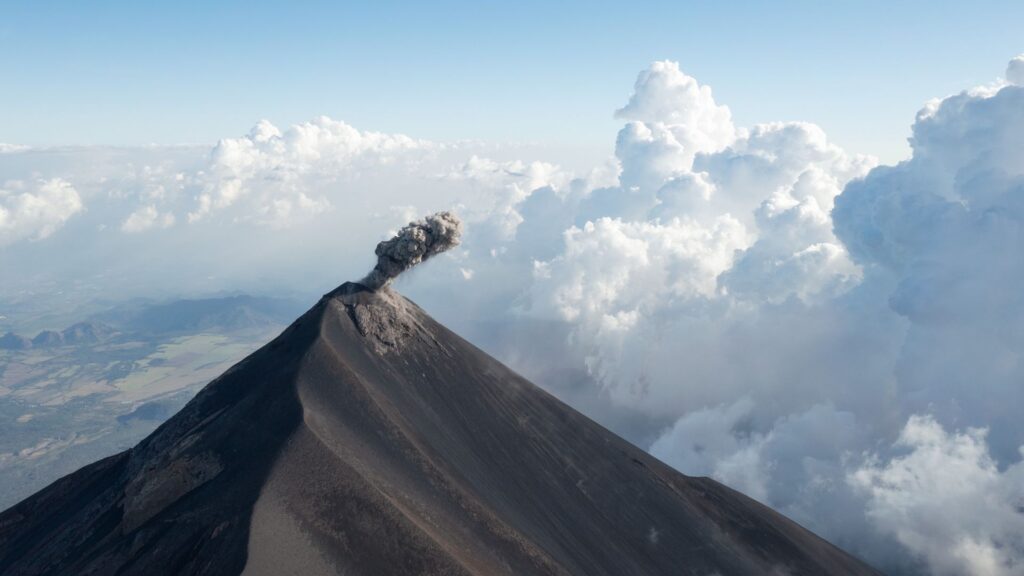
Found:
[0,283,881,575]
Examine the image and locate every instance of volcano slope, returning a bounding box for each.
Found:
[0,283,880,575]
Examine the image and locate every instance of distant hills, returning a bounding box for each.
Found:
[113,295,303,334]
[0,322,116,351]
[0,295,305,351]
[0,332,32,351]
[0,293,304,512]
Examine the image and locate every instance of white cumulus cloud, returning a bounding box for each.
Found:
[1007,54,1024,86]
[188,116,437,226]
[0,178,83,246]
[851,416,1024,576]
[615,60,736,161]
[121,205,175,233]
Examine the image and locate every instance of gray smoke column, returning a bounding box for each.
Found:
[361,211,463,290]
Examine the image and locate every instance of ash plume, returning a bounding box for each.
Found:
[361,211,462,289]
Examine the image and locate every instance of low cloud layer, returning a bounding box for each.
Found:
[2,54,1024,575]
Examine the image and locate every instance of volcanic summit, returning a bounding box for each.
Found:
[0,213,879,575]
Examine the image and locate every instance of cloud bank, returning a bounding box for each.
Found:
[3,54,1024,576]
[187,116,437,226]
[411,55,1024,575]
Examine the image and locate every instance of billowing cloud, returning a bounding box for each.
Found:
[834,65,1024,462]
[187,116,437,226]
[615,60,736,163]
[408,56,1024,575]
[441,155,574,243]
[515,63,876,417]
[0,178,83,246]
[851,416,1024,576]
[532,216,746,320]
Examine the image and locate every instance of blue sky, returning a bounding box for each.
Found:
[2,1,1022,162]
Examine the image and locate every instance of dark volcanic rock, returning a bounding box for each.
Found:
[0,332,31,351]
[0,283,881,576]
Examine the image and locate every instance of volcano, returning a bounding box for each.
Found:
[0,283,879,575]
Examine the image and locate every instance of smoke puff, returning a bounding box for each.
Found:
[361,211,463,289]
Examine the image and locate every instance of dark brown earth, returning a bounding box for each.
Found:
[0,283,881,575]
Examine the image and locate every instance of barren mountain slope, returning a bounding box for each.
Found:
[0,283,880,576]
